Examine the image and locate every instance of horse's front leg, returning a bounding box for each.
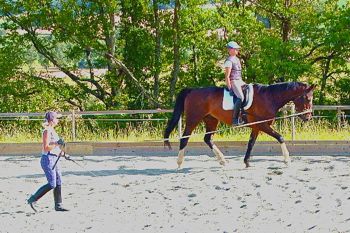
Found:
[259,124,290,165]
[203,115,227,166]
[244,128,259,168]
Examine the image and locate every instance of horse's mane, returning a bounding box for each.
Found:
[190,82,307,95]
[255,82,307,94]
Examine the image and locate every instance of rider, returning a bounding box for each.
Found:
[27,111,69,212]
[224,41,245,126]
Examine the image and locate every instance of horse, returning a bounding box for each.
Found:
[164,82,315,168]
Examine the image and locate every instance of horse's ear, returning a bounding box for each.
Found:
[308,84,316,91]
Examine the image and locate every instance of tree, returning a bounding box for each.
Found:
[1,0,157,110]
[0,26,59,112]
[300,0,350,104]
[0,0,349,111]
[169,0,181,103]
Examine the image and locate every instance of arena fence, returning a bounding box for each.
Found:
[0,105,348,142]
[0,141,349,157]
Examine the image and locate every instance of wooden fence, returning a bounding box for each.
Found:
[0,105,349,141]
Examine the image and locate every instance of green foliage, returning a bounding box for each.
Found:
[335,78,350,105]
[249,36,311,83]
[0,0,349,112]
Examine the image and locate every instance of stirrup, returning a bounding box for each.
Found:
[232,118,245,126]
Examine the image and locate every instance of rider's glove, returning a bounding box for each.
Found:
[57,138,65,146]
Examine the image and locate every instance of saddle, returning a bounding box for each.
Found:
[222,84,254,111]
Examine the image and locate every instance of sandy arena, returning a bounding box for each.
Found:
[1,153,350,233]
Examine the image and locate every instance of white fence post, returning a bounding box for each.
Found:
[71,109,76,141]
[283,108,288,133]
[291,104,295,141]
[337,108,342,129]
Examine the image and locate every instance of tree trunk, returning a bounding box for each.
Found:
[105,11,118,108]
[153,0,161,107]
[192,45,199,84]
[105,12,116,65]
[281,0,292,42]
[319,58,331,104]
[169,0,181,103]
[281,18,291,42]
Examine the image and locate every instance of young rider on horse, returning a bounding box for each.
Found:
[224,41,245,126]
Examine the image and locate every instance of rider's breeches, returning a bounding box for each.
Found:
[230,79,245,100]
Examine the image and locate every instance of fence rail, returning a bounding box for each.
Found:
[1,141,349,157]
[0,105,348,118]
[0,105,349,141]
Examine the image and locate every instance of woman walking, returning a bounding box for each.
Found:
[27,111,68,212]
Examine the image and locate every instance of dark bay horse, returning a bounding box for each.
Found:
[164,82,315,168]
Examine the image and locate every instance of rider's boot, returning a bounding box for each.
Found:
[232,98,243,126]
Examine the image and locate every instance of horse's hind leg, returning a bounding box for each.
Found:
[177,118,202,169]
[203,115,227,166]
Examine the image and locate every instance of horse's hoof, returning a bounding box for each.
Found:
[219,160,226,166]
[244,162,250,168]
[164,141,172,150]
[284,160,291,167]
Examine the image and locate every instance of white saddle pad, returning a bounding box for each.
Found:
[222,84,254,110]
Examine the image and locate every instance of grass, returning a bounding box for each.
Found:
[0,117,348,143]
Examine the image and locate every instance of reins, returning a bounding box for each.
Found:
[52,144,65,170]
[65,157,98,177]
[52,143,98,177]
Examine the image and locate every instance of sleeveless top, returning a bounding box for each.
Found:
[224,56,242,80]
[42,126,61,155]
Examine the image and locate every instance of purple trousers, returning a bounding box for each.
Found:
[41,154,62,188]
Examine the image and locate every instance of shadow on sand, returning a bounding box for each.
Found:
[15,167,193,179]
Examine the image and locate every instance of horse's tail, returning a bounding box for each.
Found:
[164,88,192,150]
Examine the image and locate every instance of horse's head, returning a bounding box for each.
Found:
[293,84,316,122]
